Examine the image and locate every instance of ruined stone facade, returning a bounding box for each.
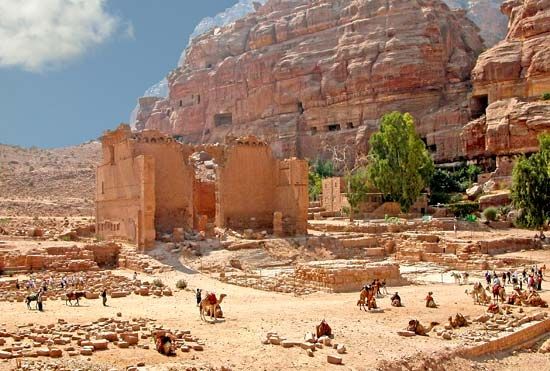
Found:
[96,125,308,248]
[136,0,484,164]
[462,0,550,165]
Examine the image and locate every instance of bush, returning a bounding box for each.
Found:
[542,92,550,101]
[175,279,187,290]
[152,278,164,288]
[483,207,498,221]
[447,201,479,218]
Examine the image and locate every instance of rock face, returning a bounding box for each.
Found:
[137,0,484,163]
[443,0,508,47]
[462,0,550,164]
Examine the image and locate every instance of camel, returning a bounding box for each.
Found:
[406,319,439,336]
[466,282,490,305]
[65,291,86,306]
[524,291,549,308]
[199,293,226,321]
[448,313,468,329]
[487,284,505,303]
[357,286,377,311]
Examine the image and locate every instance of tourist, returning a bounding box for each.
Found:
[537,274,542,291]
[425,292,436,308]
[528,275,535,289]
[42,280,47,292]
[506,271,511,284]
[512,271,518,286]
[37,289,43,312]
[381,279,388,294]
[196,288,202,306]
[390,292,402,307]
[101,289,108,306]
[501,272,507,287]
[15,280,20,290]
[133,272,138,281]
[485,271,491,285]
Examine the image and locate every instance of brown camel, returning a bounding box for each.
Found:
[467,282,490,305]
[357,286,377,311]
[406,319,439,336]
[448,313,468,329]
[487,284,505,303]
[199,293,226,321]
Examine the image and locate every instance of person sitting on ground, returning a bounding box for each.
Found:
[391,292,402,307]
[426,292,437,308]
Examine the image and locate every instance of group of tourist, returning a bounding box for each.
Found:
[485,265,545,291]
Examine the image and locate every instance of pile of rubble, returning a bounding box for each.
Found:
[0,317,205,361]
[221,271,319,296]
[0,217,95,241]
[435,308,548,342]
[261,331,345,365]
[0,271,173,303]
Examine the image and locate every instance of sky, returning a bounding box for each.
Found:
[0,0,237,148]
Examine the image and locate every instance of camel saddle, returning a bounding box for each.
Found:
[207,293,217,305]
[316,320,332,338]
[492,285,501,295]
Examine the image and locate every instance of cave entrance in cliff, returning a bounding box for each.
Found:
[471,95,489,119]
[214,113,233,127]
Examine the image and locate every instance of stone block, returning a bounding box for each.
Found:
[327,355,343,365]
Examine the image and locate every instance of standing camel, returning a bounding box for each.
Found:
[199,293,227,321]
[488,284,505,303]
[357,286,377,311]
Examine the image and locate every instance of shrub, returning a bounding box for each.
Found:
[483,207,498,221]
[542,92,550,101]
[447,201,479,218]
[175,279,187,290]
[152,278,164,288]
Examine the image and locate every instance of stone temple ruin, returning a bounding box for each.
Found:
[96,124,308,248]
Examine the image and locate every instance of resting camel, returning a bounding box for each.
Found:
[155,333,176,355]
[524,291,549,308]
[466,282,490,305]
[357,286,377,311]
[406,319,439,336]
[199,293,226,321]
[448,313,468,329]
[65,291,86,306]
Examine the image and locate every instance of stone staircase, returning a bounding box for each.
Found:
[307,201,340,220]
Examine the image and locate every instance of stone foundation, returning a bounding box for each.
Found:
[294,260,403,293]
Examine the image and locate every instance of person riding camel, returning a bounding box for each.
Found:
[425,292,437,308]
[391,292,402,307]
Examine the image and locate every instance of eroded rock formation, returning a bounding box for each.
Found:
[462,0,550,163]
[137,0,484,163]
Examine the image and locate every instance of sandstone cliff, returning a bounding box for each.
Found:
[137,0,484,163]
[443,0,508,47]
[462,0,550,162]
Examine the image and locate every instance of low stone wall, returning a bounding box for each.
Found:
[458,318,550,358]
[294,260,403,293]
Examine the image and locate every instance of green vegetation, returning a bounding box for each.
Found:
[344,167,370,220]
[429,164,481,204]
[366,112,434,212]
[483,207,498,221]
[308,159,334,200]
[447,201,479,218]
[152,278,165,288]
[175,279,188,290]
[0,218,11,225]
[511,134,550,229]
[542,92,550,101]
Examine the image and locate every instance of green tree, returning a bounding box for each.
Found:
[511,134,550,229]
[344,167,370,220]
[308,159,334,201]
[367,112,434,212]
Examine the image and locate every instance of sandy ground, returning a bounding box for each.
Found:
[1,248,549,371]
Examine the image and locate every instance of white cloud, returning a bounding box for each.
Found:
[0,0,128,72]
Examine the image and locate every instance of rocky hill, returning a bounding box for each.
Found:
[462,0,550,165]
[443,0,508,47]
[136,0,484,164]
[0,142,101,217]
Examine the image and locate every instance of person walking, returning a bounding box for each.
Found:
[37,289,44,312]
[196,289,202,306]
[101,289,108,307]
